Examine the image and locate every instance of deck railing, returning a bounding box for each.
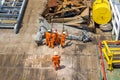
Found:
[109,0,120,40]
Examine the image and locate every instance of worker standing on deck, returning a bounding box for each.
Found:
[45,30,51,46]
[60,31,68,48]
[52,51,61,70]
[49,31,56,48]
[54,29,60,45]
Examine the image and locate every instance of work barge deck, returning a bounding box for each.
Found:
[0,0,120,80]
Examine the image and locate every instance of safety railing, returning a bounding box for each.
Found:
[98,42,107,80]
[101,40,120,70]
[109,0,120,40]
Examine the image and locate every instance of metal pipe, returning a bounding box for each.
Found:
[102,41,111,54]
[110,4,120,39]
[109,0,120,40]
[102,48,110,62]
[0,14,19,17]
[98,42,107,80]
[114,5,120,40]
[0,23,15,26]
[1,6,21,9]
[14,0,27,33]
[66,34,82,40]
[12,0,16,7]
[109,48,120,51]
[1,0,5,5]
[3,2,22,4]
[113,60,120,63]
[0,10,8,13]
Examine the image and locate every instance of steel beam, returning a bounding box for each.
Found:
[15,0,27,33]
[0,0,27,33]
[1,6,21,9]
[0,14,19,17]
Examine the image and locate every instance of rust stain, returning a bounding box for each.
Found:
[48,0,58,7]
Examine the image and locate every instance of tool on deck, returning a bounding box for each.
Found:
[67,30,91,43]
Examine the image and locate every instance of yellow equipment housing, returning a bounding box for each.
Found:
[92,0,112,24]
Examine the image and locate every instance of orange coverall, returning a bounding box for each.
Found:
[45,32,51,45]
[49,33,56,48]
[60,34,67,47]
[52,55,61,70]
[55,31,60,44]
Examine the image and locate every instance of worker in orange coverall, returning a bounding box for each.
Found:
[60,31,68,48]
[54,29,60,45]
[45,30,51,46]
[52,51,61,70]
[49,31,56,48]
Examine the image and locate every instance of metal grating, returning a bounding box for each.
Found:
[0,0,27,33]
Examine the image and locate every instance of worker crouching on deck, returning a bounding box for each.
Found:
[45,30,51,46]
[52,51,61,70]
[49,31,56,48]
[60,31,68,48]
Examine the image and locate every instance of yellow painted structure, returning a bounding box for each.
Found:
[102,40,120,70]
[92,0,112,24]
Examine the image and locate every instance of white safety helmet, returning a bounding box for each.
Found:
[53,30,56,33]
[48,29,51,32]
[54,51,58,55]
[63,32,66,34]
